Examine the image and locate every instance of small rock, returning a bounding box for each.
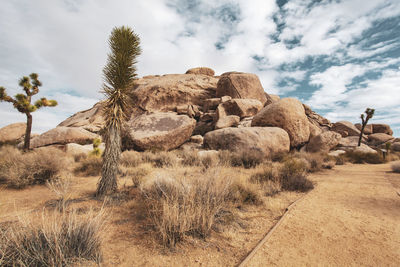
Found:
[215,115,240,130]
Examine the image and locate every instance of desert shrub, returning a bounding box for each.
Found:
[335,155,345,165]
[279,158,314,192]
[0,146,70,189]
[201,154,216,169]
[74,156,102,176]
[138,151,177,168]
[121,167,150,187]
[0,209,104,266]
[180,151,202,166]
[217,149,264,168]
[344,151,384,164]
[391,161,400,173]
[120,150,143,167]
[140,173,232,247]
[250,164,279,184]
[89,138,102,157]
[46,174,72,211]
[73,152,88,163]
[229,180,263,205]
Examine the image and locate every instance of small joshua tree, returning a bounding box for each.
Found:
[96,26,141,197]
[0,73,57,150]
[358,108,374,146]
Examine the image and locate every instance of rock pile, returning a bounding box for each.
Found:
[1,67,396,156]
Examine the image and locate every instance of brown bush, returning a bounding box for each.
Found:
[0,146,71,189]
[0,209,104,266]
[344,151,384,164]
[120,150,143,167]
[180,151,202,167]
[279,158,314,192]
[140,172,232,247]
[217,149,265,168]
[74,156,102,176]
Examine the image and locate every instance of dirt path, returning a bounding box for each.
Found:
[245,163,400,266]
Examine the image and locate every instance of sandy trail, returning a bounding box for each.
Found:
[246,163,400,266]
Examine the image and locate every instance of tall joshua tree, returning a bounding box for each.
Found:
[358,108,375,146]
[96,26,141,196]
[0,73,57,150]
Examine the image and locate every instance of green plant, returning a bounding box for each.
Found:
[0,74,57,150]
[89,138,102,157]
[97,26,141,197]
[358,108,374,146]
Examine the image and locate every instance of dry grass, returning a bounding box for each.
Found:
[0,146,71,189]
[344,151,385,164]
[391,161,400,173]
[140,171,232,247]
[0,209,104,266]
[279,158,314,192]
[74,156,102,176]
[46,174,73,211]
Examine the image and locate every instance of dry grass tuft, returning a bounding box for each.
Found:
[0,209,104,266]
[217,149,265,168]
[140,171,232,247]
[344,151,384,164]
[120,150,143,167]
[279,158,314,192]
[0,146,71,189]
[74,156,102,176]
[391,161,400,173]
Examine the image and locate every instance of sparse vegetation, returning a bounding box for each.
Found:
[358,108,374,146]
[75,156,102,176]
[0,146,70,188]
[89,138,102,157]
[279,158,314,192]
[0,210,104,266]
[344,151,384,164]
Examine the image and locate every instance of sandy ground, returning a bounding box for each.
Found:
[246,163,400,266]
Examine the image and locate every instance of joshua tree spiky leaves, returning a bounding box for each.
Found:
[96,26,141,197]
[358,108,375,146]
[0,74,57,150]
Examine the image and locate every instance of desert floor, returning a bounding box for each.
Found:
[246,163,400,266]
[1,163,399,266]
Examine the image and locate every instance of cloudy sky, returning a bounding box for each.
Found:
[1,0,399,136]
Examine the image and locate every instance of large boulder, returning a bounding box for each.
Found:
[354,123,373,135]
[216,72,267,104]
[251,98,310,147]
[368,133,394,146]
[331,121,361,137]
[392,142,400,152]
[338,136,366,147]
[0,122,26,144]
[372,124,393,135]
[306,131,342,153]
[125,112,196,151]
[308,122,323,139]
[218,99,263,119]
[338,143,377,154]
[264,94,280,106]
[30,127,99,148]
[131,74,218,114]
[65,142,105,155]
[185,67,215,76]
[215,115,240,130]
[204,127,290,158]
[58,102,105,133]
[303,104,332,130]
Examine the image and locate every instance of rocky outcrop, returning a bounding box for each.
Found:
[338,136,366,147]
[308,122,323,139]
[0,123,26,144]
[125,112,196,151]
[338,143,377,154]
[30,127,99,148]
[215,115,240,130]
[331,121,361,137]
[372,124,393,135]
[303,104,332,130]
[58,102,105,133]
[216,72,267,104]
[65,142,105,155]
[368,133,394,146]
[131,74,218,115]
[251,98,310,147]
[264,94,280,106]
[204,127,290,158]
[306,131,342,153]
[218,99,263,119]
[392,142,400,152]
[185,67,215,76]
[355,123,373,135]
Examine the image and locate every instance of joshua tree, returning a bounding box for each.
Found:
[96,26,141,196]
[0,73,57,150]
[358,108,375,146]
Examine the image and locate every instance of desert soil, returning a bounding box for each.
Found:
[246,163,400,266]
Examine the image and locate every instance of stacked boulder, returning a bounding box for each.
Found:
[2,67,396,157]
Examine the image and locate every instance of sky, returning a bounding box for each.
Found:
[0,0,399,136]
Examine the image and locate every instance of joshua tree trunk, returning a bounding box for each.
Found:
[96,124,121,196]
[24,113,32,151]
[358,124,365,147]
